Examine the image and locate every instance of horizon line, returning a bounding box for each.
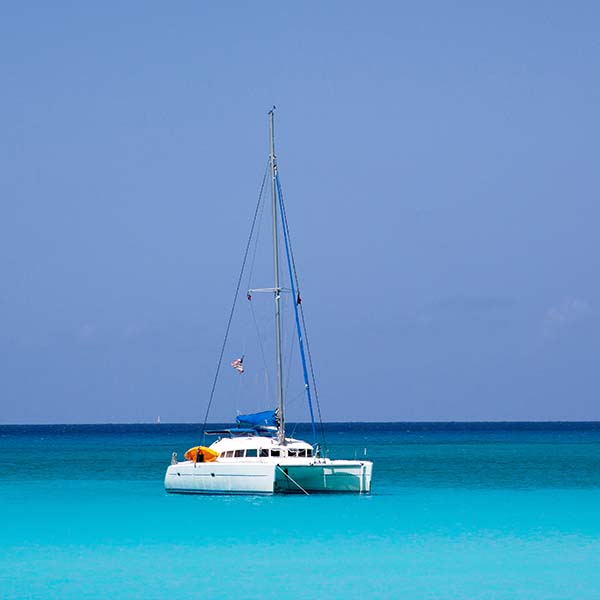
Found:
[2,419,600,426]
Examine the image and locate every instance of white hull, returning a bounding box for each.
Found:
[164,459,372,494]
[165,461,275,494]
[275,460,372,493]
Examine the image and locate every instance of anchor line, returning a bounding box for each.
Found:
[276,465,310,495]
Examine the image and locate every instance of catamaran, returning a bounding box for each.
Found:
[164,109,373,494]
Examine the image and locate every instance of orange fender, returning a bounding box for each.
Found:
[184,446,218,462]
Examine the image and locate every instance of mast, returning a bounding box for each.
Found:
[269,107,285,444]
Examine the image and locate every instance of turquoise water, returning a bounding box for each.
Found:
[1,423,599,599]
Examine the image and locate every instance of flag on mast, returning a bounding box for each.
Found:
[231,357,245,374]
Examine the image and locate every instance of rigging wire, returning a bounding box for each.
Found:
[283,295,297,400]
[276,174,317,444]
[246,175,268,293]
[200,160,270,442]
[297,303,327,453]
[276,174,328,453]
[249,299,271,403]
[287,388,309,439]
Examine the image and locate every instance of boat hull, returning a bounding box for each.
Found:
[275,460,372,493]
[164,460,372,494]
[164,462,275,494]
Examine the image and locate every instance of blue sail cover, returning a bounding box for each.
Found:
[236,410,278,428]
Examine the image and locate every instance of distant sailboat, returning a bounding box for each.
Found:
[164,109,373,494]
[156,416,161,425]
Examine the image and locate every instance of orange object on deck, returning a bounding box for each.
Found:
[184,446,219,462]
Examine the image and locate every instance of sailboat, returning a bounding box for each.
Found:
[164,110,373,494]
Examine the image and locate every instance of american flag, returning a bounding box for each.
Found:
[231,357,244,374]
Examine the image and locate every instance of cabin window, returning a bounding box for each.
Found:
[225,450,234,458]
[288,449,298,457]
[270,449,280,457]
[298,449,306,458]
[259,449,269,457]
[234,449,244,457]
[246,449,258,457]
[307,449,312,457]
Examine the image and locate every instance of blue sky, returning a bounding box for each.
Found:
[1,2,599,423]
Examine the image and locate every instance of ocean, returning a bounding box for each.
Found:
[1,423,599,599]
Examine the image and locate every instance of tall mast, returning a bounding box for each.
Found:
[269,108,285,444]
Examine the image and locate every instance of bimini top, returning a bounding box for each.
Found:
[204,428,260,437]
[205,409,278,438]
